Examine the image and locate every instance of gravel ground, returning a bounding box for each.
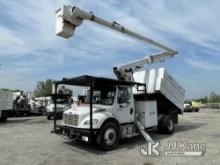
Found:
[0,108,220,165]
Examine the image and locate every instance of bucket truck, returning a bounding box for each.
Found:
[53,5,185,150]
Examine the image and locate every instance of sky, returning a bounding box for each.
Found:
[0,0,220,99]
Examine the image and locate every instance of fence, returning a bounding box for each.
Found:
[204,103,220,109]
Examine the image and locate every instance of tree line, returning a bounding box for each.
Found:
[193,92,220,103]
[34,79,72,97]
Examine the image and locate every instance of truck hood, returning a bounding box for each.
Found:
[63,104,114,129]
[46,104,70,112]
[64,104,111,116]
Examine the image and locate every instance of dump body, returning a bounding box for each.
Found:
[133,68,185,113]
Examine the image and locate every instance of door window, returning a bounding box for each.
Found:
[117,87,131,104]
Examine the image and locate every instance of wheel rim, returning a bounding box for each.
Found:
[168,119,173,131]
[104,128,117,145]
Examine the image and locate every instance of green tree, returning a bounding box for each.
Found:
[34,79,53,97]
[193,96,208,103]
[0,88,20,92]
[208,92,220,103]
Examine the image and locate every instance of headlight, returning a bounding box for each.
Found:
[83,119,98,125]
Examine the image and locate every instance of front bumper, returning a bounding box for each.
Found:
[54,125,98,142]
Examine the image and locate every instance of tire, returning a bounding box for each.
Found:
[19,112,24,116]
[47,115,51,120]
[158,115,174,134]
[96,121,120,151]
[0,112,8,122]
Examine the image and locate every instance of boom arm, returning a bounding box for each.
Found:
[113,51,174,81]
[56,5,177,81]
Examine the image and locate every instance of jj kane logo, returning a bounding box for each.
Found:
[139,140,206,157]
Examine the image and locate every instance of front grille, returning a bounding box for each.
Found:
[63,113,79,126]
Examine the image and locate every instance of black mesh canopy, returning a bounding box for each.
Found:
[55,75,144,87]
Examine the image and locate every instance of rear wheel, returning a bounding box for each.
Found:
[158,115,174,134]
[97,121,120,151]
[0,112,8,122]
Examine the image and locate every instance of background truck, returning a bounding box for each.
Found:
[46,95,71,120]
[184,101,199,112]
[29,97,51,115]
[13,91,32,116]
[53,5,185,150]
[0,91,13,122]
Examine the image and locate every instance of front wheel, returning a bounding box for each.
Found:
[47,115,51,120]
[96,121,120,151]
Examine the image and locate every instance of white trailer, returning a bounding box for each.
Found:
[0,91,13,122]
[53,5,185,150]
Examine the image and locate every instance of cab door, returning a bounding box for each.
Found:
[116,86,134,123]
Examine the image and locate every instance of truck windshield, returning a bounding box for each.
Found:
[85,87,116,105]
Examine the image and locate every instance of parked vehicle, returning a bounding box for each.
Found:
[52,5,185,150]
[13,91,32,116]
[29,97,51,114]
[0,91,13,122]
[46,95,71,120]
[184,102,199,112]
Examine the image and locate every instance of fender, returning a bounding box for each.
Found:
[100,117,120,129]
[78,111,118,129]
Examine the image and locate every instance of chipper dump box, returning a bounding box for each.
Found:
[133,68,185,113]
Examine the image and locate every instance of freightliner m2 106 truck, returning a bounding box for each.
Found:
[52,5,185,150]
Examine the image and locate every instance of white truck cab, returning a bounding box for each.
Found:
[53,73,184,150]
[46,95,71,120]
[63,85,135,129]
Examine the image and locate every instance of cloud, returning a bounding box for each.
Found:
[1,0,220,56]
[123,0,220,51]
[0,0,220,97]
[0,26,29,56]
[185,57,220,71]
[0,0,72,56]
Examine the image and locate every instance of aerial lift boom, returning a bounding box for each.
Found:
[55,5,183,145]
[55,5,177,81]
